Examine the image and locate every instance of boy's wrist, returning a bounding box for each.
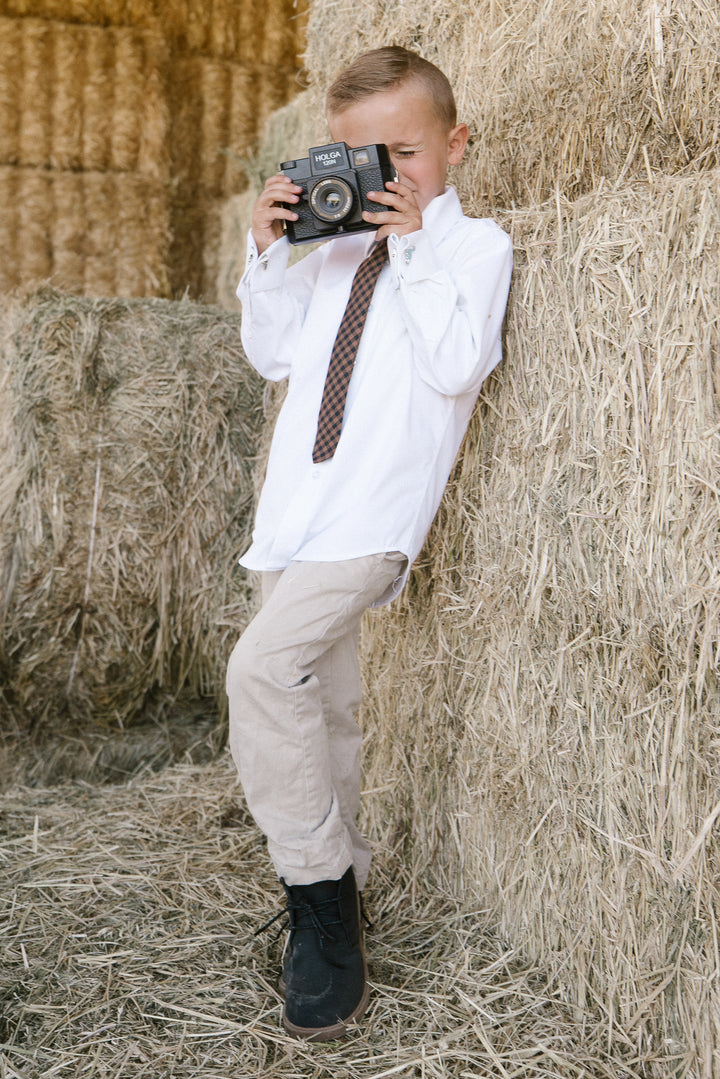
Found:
[387,229,438,283]
[240,229,289,294]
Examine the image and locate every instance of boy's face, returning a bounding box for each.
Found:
[327,79,468,214]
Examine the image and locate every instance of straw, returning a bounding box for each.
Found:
[0,289,265,747]
[0,754,663,1077]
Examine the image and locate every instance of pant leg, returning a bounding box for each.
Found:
[226,553,405,887]
[260,572,372,886]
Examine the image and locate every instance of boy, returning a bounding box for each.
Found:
[227,46,512,1040]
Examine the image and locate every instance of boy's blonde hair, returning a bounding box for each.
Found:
[326,46,457,130]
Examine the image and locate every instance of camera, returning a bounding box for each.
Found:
[279,142,396,245]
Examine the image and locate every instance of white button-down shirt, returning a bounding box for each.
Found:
[237,186,512,605]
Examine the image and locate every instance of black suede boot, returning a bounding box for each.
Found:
[280,866,369,1040]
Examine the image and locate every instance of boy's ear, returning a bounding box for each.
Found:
[447,122,469,166]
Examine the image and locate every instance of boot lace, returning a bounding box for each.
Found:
[254,891,372,942]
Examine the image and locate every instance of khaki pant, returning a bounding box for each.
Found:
[226,553,406,888]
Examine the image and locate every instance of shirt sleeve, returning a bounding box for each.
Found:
[386,221,513,396]
[237,232,325,381]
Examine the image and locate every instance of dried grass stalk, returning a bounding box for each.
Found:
[0,290,265,736]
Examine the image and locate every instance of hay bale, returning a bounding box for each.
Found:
[0,0,309,65]
[0,754,661,1075]
[0,17,169,176]
[0,166,170,297]
[352,167,719,1073]
[0,16,21,162]
[0,0,156,27]
[166,51,300,300]
[157,0,308,64]
[81,26,114,170]
[0,5,307,303]
[221,0,719,215]
[169,55,254,201]
[0,289,265,744]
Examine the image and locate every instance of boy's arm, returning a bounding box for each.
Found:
[386,222,513,396]
[364,180,512,395]
[237,175,322,380]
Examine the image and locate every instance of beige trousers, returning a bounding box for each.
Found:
[226,553,406,888]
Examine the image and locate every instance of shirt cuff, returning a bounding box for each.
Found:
[237,230,290,296]
[387,229,439,286]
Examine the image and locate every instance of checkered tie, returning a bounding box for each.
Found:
[312,238,388,463]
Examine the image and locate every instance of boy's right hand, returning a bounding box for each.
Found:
[251,174,302,254]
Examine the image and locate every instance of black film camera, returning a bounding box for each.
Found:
[279,142,396,245]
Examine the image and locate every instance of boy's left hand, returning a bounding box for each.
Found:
[362,180,422,240]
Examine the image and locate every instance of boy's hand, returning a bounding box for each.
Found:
[362,180,423,241]
[251,174,302,254]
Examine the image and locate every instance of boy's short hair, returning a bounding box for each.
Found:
[326,46,457,129]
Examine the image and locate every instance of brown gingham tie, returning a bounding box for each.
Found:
[312,238,388,463]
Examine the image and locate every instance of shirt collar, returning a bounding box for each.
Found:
[420,185,464,235]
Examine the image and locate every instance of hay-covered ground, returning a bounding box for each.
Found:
[0,753,655,1078]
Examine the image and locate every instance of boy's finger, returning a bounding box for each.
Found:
[264,178,302,198]
[366,189,401,207]
[264,206,299,221]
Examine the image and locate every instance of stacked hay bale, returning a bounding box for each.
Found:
[0,289,264,777]
[0,0,307,300]
[0,13,170,297]
[162,0,308,298]
[218,1,720,1074]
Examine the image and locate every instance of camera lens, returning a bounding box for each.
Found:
[309,177,354,223]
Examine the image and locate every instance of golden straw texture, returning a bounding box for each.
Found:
[355,168,719,1074]
[0,755,660,1077]
[0,290,264,741]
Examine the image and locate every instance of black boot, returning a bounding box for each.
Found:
[280,866,369,1040]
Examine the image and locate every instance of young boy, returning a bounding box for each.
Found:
[227,46,512,1040]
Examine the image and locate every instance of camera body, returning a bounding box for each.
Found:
[280,142,396,245]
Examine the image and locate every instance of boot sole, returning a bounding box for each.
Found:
[281,977,370,1042]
